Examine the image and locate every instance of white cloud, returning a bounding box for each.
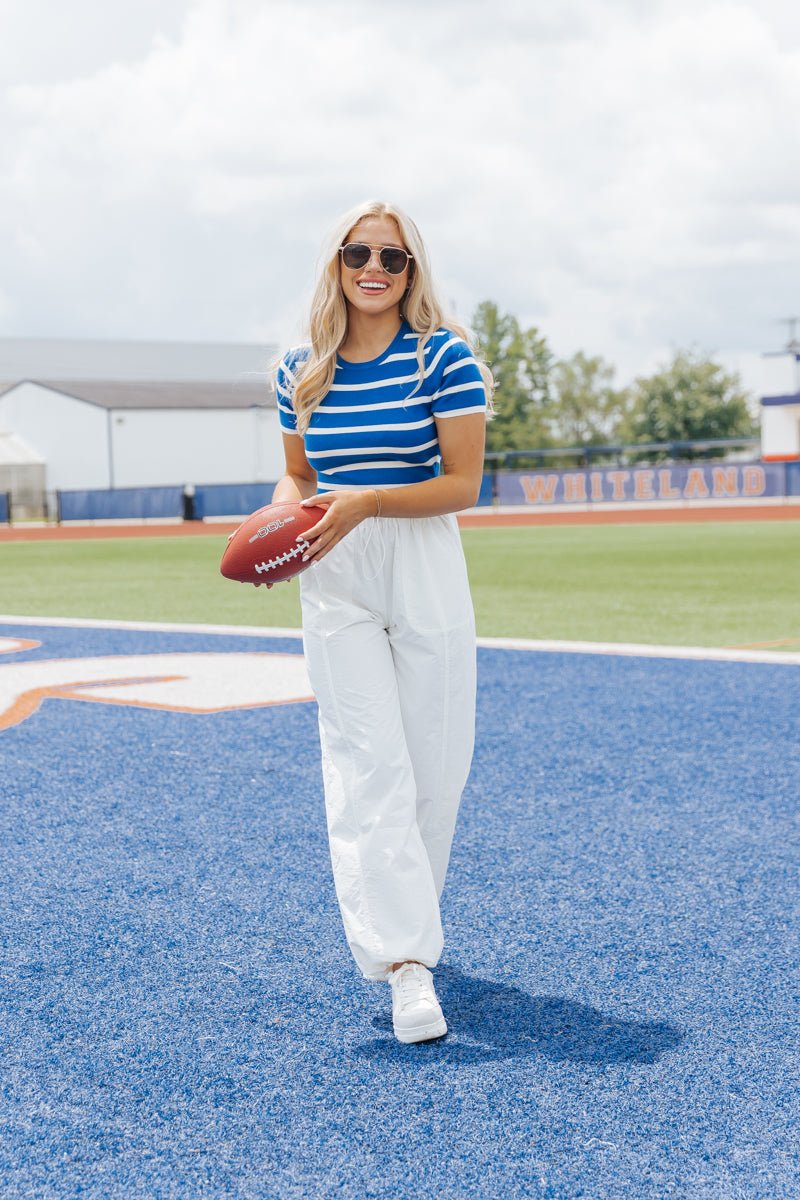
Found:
[1,0,798,392]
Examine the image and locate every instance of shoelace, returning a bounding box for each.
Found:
[394,964,431,1008]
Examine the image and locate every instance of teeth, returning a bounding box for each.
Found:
[359,282,387,290]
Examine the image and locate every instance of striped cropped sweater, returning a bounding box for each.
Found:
[276,322,487,492]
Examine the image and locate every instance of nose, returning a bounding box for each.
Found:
[364,248,383,271]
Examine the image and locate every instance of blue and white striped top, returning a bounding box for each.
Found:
[276,323,487,492]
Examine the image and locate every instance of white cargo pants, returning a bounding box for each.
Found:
[299,513,477,980]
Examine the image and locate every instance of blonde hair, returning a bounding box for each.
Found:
[291,199,494,434]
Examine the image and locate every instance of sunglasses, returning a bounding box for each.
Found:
[339,242,413,275]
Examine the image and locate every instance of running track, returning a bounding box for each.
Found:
[1,502,799,541]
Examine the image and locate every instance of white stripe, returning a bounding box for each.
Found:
[403,331,444,344]
[315,397,430,414]
[280,359,299,386]
[476,636,800,666]
[434,381,486,399]
[328,372,418,392]
[442,356,475,376]
[326,337,462,392]
[305,417,435,435]
[3,614,798,667]
[309,438,439,460]
[0,614,307,638]
[322,456,440,474]
[434,405,487,419]
[422,337,461,378]
[315,480,410,492]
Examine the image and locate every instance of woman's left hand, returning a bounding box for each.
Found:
[299,490,378,563]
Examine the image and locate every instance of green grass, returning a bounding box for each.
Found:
[1,521,799,648]
[462,523,800,647]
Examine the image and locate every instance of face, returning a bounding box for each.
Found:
[339,215,411,319]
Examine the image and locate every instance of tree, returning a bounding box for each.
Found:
[550,351,631,449]
[622,349,757,457]
[471,301,555,453]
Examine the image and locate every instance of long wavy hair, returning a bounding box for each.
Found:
[291,200,494,433]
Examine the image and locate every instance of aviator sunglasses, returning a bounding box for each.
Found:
[339,242,413,275]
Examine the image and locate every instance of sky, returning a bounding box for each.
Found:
[1,0,799,395]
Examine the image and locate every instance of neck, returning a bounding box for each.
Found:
[340,306,403,363]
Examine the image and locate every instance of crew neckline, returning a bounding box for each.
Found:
[336,321,409,370]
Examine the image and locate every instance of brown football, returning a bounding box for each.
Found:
[219,501,326,586]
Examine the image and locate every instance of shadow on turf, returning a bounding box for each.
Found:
[356,966,685,1064]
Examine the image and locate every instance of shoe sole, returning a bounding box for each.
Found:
[393,1017,448,1044]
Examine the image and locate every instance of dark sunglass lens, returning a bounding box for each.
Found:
[342,243,371,269]
[380,247,409,274]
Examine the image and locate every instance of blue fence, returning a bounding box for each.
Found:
[476,473,493,507]
[51,462,800,523]
[58,487,184,522]
[786,461,800,497]
[193,483,276,519]
[195,476,492,515]
[495,461,792,506]
[0,492,9,523]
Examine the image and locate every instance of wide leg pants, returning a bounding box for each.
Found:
[299,513,477,980]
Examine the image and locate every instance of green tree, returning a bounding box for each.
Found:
[550,351,631,449]
[622,349,757,457]
[471,300,554,453]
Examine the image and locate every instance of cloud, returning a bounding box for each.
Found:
[1,0,798,388]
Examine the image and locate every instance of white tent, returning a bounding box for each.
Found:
[0,426,46,519]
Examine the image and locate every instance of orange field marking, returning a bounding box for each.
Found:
[0,638,41,654]
[0,673,314,730]
[728,636,800,650]
[0,647,314,731]
[0,675,178,731]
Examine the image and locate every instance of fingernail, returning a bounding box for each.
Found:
[302,553,309,562]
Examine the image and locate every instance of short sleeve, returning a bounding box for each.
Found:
[275,350,303,436]
[430,336,487,418]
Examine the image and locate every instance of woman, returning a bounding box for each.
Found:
[273,200,492,1043]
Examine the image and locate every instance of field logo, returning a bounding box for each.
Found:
[0,638,313,731]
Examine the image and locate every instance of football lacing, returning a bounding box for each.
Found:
[254,538,310,575]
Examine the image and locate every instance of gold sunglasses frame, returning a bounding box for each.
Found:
[339,242,414,275]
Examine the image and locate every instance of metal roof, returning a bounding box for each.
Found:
[0,336,279,383]
[0,379,277,410]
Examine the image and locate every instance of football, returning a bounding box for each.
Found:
[220,501,326,586]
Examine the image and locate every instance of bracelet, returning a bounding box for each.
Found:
[373,488,383,518]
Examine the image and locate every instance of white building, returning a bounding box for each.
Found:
[0,338,282,515]
[761,393,800,461]
[759,349,800,462]
[0,380,282,492]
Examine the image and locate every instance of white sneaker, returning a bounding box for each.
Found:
[389,962,447,1044]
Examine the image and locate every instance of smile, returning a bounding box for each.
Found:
[358,281,389,291]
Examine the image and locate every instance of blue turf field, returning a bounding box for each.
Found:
[1,621,798,1199]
